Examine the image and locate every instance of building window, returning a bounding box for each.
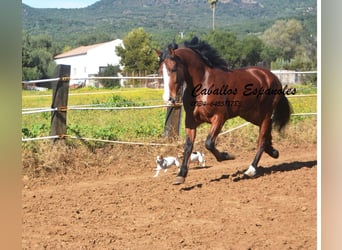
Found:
[99,66,107,73]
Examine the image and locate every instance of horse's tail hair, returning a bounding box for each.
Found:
[273,94,292,132]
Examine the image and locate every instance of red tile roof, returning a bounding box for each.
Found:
[54,41,109,59]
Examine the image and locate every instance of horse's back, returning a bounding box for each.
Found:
[236,66,281,88]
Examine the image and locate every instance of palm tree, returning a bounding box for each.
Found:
[208,0,218,31]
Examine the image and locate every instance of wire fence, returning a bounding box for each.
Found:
[22,72,317,146]
[22,104,170,115]
[21,111,317,145]
[22,72,316,85]
[22,71,317,88]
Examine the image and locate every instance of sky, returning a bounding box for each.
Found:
[22,0,100,9]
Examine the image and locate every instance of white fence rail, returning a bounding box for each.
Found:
[22,71,317,89]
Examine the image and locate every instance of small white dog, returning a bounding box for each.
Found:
[176,151,206,167]
[189,151,206,167]
[154,155,180,177]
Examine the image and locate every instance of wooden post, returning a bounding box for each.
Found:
[164,84,183,139]
[164,105,182,139]
[50,65,70,140]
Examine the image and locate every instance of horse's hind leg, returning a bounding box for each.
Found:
[264,119,279,159]
[205,119,235,162]
[245,114,277,177]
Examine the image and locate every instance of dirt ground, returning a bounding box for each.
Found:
[22,141,317,249]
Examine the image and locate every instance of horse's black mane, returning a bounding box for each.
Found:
[183,37,230,71]
[160,37,230,72]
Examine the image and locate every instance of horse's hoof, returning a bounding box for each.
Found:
[228,153,236,160]
[244,165,256,177]
[271,150,279,159]
[218,152,235,161]
[173,176,185,185]
[265,148,279,159]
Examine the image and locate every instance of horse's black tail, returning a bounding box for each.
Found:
[273,94,292,132]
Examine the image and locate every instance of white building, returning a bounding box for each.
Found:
[54,39,124,87]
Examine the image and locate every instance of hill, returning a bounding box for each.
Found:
[22,0,317,45]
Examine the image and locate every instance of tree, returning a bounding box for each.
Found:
[97,64,121,88]
[30,49,55,78]
[208,0,218,31]
[240,36,263,67]
[260,18,316,70]
[204,31,241,69]
[22,32,41,80]
[115,28,158,75]
[260,19,303,62]
[22,32,57,81]
[75,32,112,47]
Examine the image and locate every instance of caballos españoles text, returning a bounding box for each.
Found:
[191,83,297,98]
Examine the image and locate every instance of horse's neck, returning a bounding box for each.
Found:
[184,61,207,87]
[179,49,218,96]
[190,65,212,88]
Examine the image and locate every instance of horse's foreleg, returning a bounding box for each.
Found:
[173,128,196,185]
[205,119,235,162]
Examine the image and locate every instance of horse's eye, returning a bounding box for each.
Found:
[170,67,177,72]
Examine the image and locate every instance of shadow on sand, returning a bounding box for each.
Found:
[180,160,317,191]
[231,160,317,182]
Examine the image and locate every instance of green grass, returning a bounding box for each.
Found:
[22,88,164,107]
[22,85,317,147]
[22,88,166,143]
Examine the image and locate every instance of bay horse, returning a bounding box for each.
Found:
[158,37,292,185]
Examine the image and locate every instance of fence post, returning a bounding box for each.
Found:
[164,105,182,139]
[163,85,183,139]
[50,64,70,140]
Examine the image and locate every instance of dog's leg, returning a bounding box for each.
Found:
[153,170,160,177]
[199,153,205,167]
[154,164,161,177]
[175,159,181,174]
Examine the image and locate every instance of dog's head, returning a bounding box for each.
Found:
[156,155,164,165]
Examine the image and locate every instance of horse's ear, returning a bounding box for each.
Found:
[168,47,176,56]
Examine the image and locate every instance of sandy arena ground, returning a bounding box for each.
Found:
[22,141,317,249]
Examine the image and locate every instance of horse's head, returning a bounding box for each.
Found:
[157,37,230,105]
[158,46,186,105]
